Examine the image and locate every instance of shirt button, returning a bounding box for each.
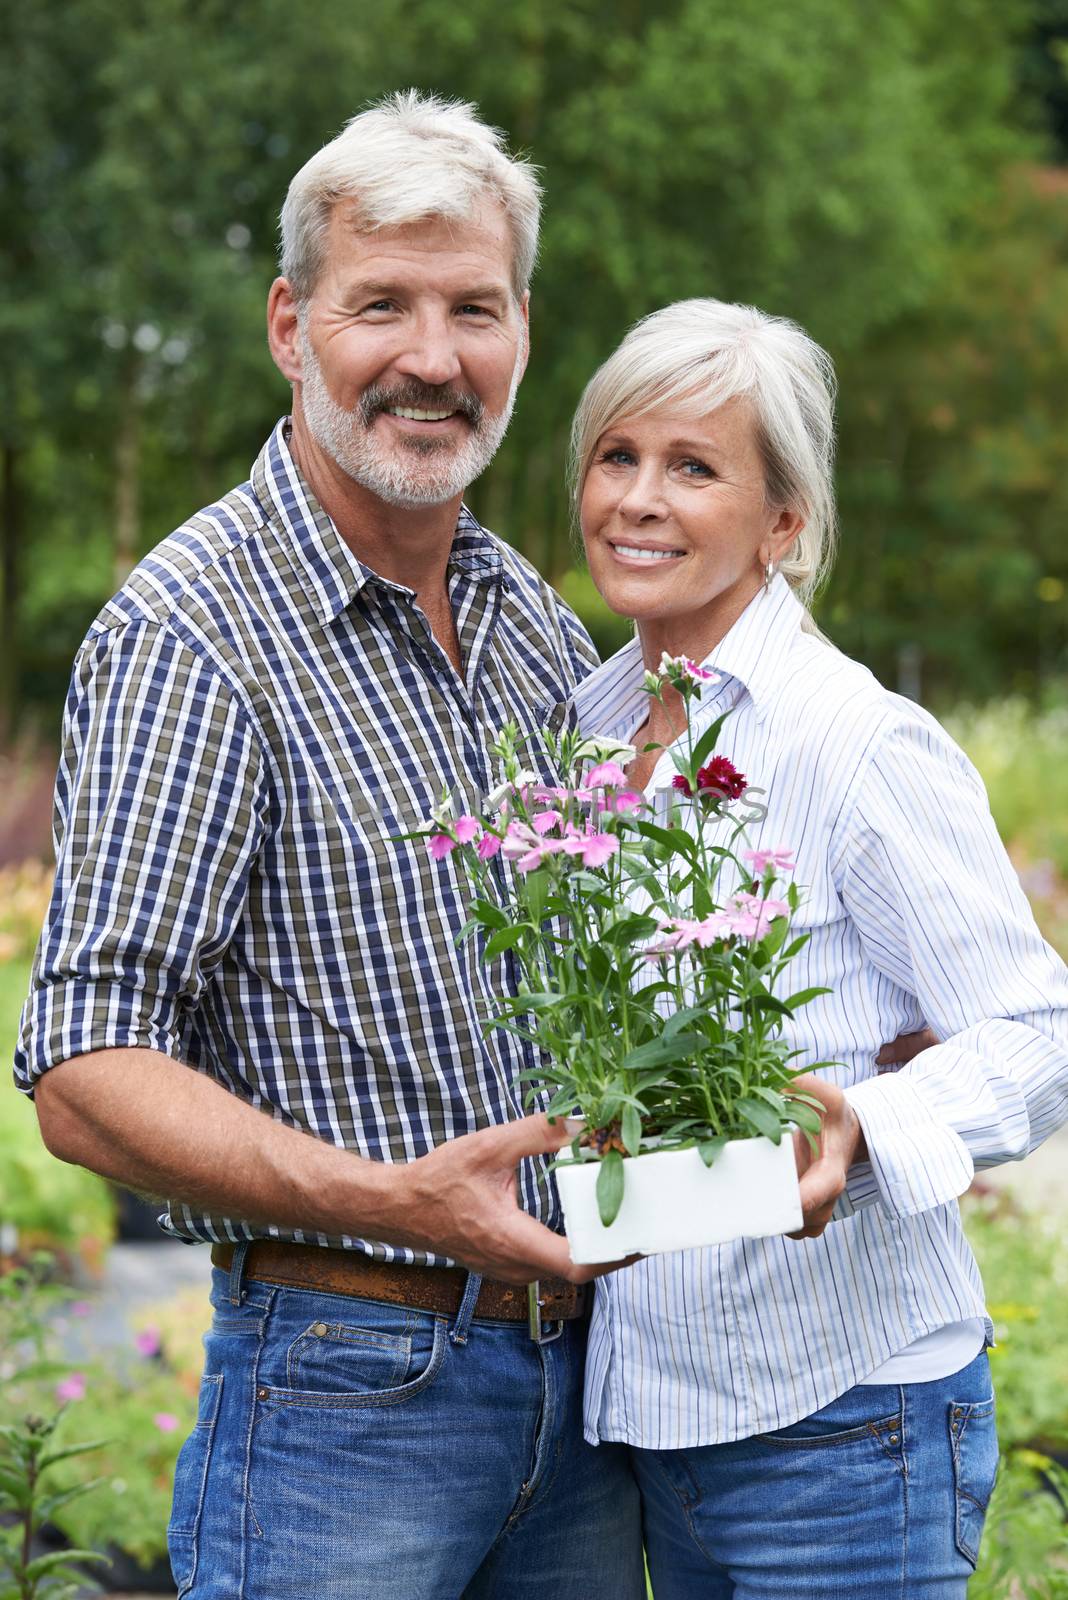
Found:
[313,1322,329,1337]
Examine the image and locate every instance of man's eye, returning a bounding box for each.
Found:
[363,300,396,314]
[458,304,494,318]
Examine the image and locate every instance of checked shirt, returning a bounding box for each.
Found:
[15,420,596,1263]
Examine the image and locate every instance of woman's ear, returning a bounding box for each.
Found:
[765,506,805,566]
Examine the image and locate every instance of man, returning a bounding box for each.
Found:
[15,92,644,1598]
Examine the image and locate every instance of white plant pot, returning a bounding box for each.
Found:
[555,1135,802,1264]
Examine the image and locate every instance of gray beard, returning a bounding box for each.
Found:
[298,340,521,509]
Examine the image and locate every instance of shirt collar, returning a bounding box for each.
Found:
[250,419,504,626]
[573,573,805,736]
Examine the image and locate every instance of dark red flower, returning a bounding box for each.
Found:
[697,756,747,799]
[673,756,747,803]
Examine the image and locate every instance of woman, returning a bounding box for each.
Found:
[568,299,1068,1597]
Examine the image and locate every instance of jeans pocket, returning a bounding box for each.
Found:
[261,1311,448,1410]
[949,1395,998,1567]
[167,1373,223,1597]
[285,1317,413,1393]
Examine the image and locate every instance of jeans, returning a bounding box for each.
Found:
[632,1350,998,1599]
[168,1263,643,1599]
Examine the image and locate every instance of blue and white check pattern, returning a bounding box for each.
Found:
[15,420,597,1263]
[575,576,1068,1447]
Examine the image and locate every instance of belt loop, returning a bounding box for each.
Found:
[449,1271,482,1346]
[228,1240,251,1307]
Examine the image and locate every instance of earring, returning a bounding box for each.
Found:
[763,559,775,594]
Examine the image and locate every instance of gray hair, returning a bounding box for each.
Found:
[279,90,542,305]
[569,298,838,612]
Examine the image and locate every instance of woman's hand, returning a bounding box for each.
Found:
[786,1075,868,1239]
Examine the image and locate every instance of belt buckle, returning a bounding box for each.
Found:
[527,1281,564,1345]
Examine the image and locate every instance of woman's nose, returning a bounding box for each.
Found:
[618,471,668,523]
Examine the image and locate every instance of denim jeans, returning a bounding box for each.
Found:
[631,1350,998,1598]
[168,1263,644,1599]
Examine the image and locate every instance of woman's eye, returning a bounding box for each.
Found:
[679,458,714,478]
[597,448,635,467]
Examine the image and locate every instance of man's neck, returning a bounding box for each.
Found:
[288,410,462,597]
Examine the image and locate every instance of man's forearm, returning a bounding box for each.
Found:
[34,1047,400,1243]
[31,1046,598,1285]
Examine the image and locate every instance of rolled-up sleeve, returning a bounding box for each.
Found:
[835,709,1068,1217]
[14,621,269,1089]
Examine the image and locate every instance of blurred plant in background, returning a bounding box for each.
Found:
[1,0,1067,735]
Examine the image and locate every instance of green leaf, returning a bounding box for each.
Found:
[698,1135,729,1167]
[621,1032,705,1072]
[522,869,550,927]
[602,913,659,948]
[484,925,526,959]
[471,898,508,931]
[37,1437,110,1471]
[621,1103,642,1156]
[689,711,730,773]
[37,1476,110,1523]
[782,986,833,1010]
[24,1549,111,1580]
[737,1097,784,1142]
[663,1005,708,1038]
[596,1149,625,1227]
[635,821,696,861]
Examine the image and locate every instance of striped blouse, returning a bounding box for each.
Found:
[574,575,1068,1447]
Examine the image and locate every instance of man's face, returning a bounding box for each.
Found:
[295,200,528,508]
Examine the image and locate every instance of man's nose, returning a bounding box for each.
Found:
[393,314,463,389]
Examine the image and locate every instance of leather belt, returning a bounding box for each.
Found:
[210,1241,589,1330]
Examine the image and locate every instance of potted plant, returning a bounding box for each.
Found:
[425,656,827,1264]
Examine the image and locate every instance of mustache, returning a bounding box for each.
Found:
[359,381,484,427]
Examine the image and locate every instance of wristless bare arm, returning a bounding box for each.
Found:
[34,1048,602,1285]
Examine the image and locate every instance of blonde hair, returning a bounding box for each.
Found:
[280,90,542,304]
[569,298,838,613]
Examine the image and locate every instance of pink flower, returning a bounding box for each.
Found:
[721,893,790,939]
[577,832,619,868]
[743,847,796,876]
[476,832,501,861]
[427,832,456,860]
[56,1373,87,1402]
[501,822,542,861]
[532,810,563,835]
[597,788,645,816]
[585,761,630,789]
[153,1412,180,1433]
[659,652,720,685]
[135,1326,161,1358]
[453,815,479,845]
[515,839,565,873]
[69,1300,93,1318]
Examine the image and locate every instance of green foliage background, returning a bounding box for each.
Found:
[2,0,1067,735]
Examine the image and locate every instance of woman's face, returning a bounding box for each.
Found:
[579,398,800,651]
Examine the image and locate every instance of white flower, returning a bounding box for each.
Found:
[572,734,638,767]
[484,780,514,811]
[511,769,539,791]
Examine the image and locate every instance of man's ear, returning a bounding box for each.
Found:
[267,278,303,385]
[516,291,531,383]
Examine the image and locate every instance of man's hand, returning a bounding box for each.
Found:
[388,1114,631,1285]
[786,1075,868,1240]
